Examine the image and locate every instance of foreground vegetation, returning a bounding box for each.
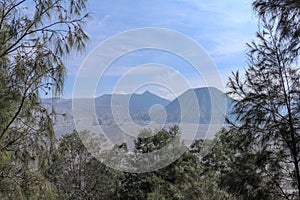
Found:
[0,0,299,199]
[45,128,232,200]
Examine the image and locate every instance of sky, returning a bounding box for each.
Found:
[63,0,258,100]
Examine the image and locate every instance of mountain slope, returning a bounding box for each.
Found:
[95,91,171,122]
[42,87,235,139]
[165,87,234,124]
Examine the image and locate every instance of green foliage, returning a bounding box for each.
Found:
[115,126,230,200]
[205,129,282,199]
[46,127,232,200]
[253,0,300,45]
[48,130,120,200]
[0,0,89,198]
[2,0,299,199]
[134,125,181,153]
[225,1,300,198]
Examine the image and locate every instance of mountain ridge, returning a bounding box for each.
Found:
[42,87,234,139]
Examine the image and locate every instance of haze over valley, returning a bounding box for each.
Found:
[44,87,234,145]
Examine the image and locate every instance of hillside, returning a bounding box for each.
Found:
[43,87,234,139]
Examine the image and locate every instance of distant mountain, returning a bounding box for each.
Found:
[95,91,171,123]
[42,91,171,136]
[165,87,234,124]
[42,87,235,139]
[95,91,170,113]
[129,91,170,112]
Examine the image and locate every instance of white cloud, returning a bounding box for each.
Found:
[98,14,110,27]
[210,33,251,57]
[179,0,255,24]
[103,66,133,76]
[65,0,258,98]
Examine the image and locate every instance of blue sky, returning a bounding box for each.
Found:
[63,0,258,99]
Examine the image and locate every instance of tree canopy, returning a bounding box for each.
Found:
[223,0,300,198]
[0,0,299,199]
[0,0,89,198]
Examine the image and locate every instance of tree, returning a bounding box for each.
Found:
[116,126,231,200]
[0,0,89,152]
[253,0,300,47]
[227,3,300,198]
[0,0,89,198]
[48,130,120,200]
[44,127,233,199]
[205,128,282,199]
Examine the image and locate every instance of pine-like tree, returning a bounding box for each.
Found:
[226,1,300,197]
[0,0,89,198]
